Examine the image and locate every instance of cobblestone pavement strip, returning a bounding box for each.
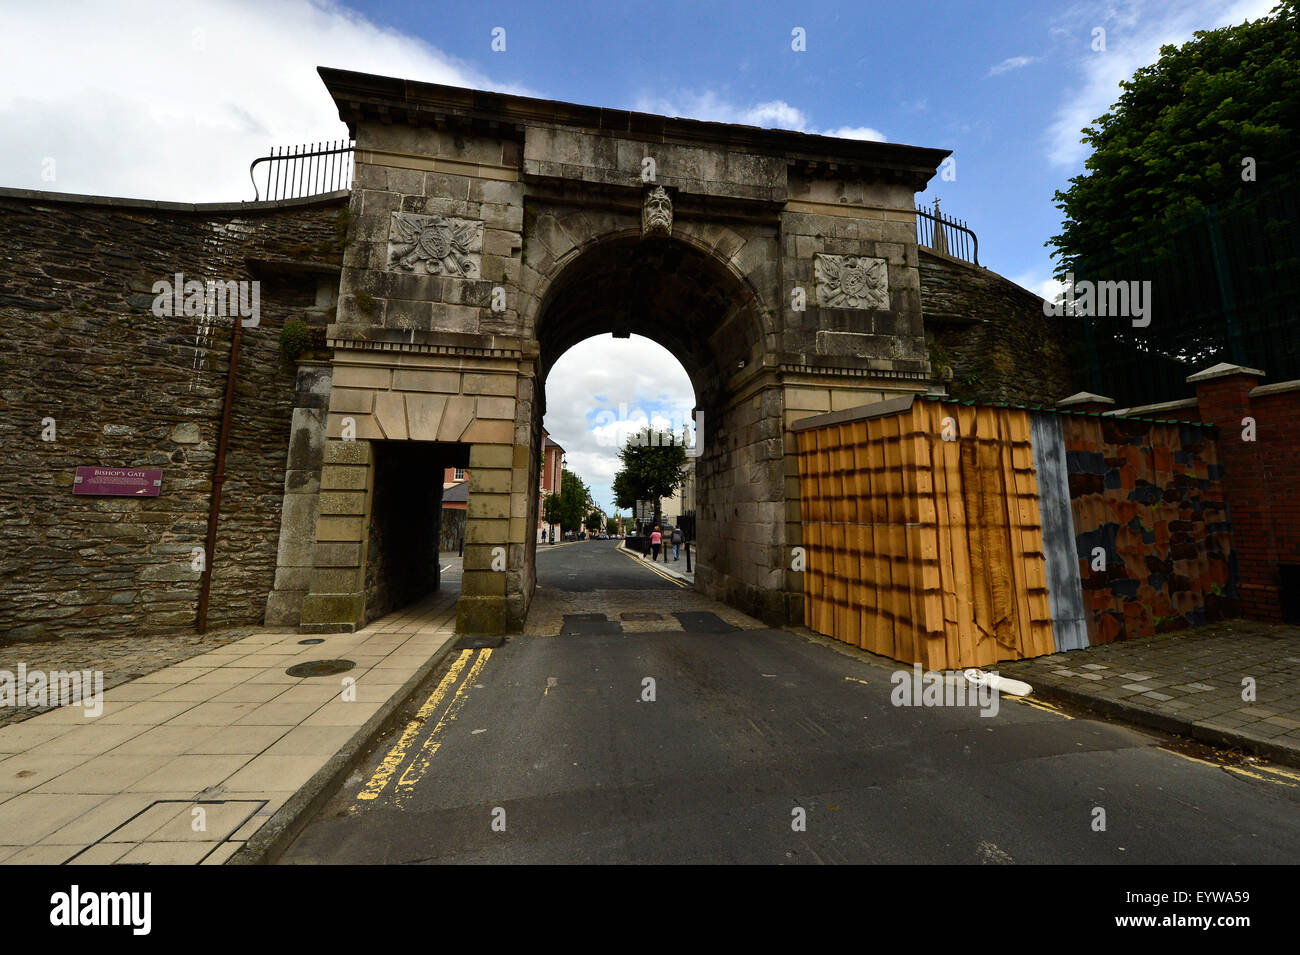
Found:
[998,619,1300,766]
[0,626,279,728]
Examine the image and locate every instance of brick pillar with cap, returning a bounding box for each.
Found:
[1055,392,1115,415]
[1188,363,1280,621]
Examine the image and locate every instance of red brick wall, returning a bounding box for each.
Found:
[1189,373,1300,621]
[1253,392,1300,573]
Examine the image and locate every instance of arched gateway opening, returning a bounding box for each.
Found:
[290,69,946,636]
[531,233,779,620]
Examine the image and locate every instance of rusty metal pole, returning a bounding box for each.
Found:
[196,313,245,634]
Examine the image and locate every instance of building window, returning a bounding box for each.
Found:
[454,468,465,481]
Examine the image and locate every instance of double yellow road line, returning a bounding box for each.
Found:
[1163,747,1300,788]
[355,647,492,804]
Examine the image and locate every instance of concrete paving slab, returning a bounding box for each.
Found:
[0,589,461,864]
[1000,619,1300,768]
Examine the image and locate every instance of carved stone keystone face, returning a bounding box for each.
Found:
[642,185,672,238]
[815,253,889,310]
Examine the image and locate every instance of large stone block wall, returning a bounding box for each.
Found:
[781,177,929,370]
[338,132,523,338]
[0,188,348,643]
[305,117,536,634]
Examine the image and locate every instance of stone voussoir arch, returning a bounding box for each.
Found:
[520,215,779,348]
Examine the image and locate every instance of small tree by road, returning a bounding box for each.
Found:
[542,492,563,537]
[612,427,687,532]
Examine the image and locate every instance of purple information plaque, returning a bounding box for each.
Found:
[72,467,163,497]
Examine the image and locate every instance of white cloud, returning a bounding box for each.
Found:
[988,55,1038,76]
[632,90,886,141]
[1046,0,1281,168]
[542,335,694,514]
[822,125,887,142]
[0,0,523,202]
[632,90,807,130]
[1011,268,1065,303]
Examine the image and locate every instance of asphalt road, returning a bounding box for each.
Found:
[534,538,678,591]
[280,540,1300,864]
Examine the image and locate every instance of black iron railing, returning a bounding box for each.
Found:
[916,201,980,266]
[249,139,354,201]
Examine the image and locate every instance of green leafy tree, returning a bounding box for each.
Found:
[1049,1,1300,276]
[585,510,603,534]
[558,469,589,533]
[612,426,688,532]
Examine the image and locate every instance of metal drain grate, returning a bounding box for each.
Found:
[285,659,355,678]
[298,638,325,645]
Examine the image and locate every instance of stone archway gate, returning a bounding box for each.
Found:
[291,67,949,634]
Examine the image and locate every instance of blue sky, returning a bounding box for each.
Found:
[0,0,1278,515]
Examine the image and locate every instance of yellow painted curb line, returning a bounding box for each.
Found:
[618,546,688,588]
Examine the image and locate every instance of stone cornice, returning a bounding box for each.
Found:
[326,323,532,360]
[778,361,932,381]
[318,68,949,191]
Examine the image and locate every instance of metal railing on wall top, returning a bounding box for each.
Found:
[916,200,980,266]
[248,140,354,202]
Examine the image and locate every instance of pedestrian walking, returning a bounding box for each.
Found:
[650,525,662,562]
[671,525,683,561]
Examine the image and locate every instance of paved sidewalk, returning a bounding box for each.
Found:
[999,619,1300,767]
[0,591,459,864]
[617,540,696,585]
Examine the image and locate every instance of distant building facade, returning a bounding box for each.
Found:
[538,432,564,543]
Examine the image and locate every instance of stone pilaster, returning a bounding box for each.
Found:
[299,439,374,632]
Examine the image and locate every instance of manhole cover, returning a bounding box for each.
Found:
[561,614,622,635]
[298,638,325,645]
[285,659,355,678]
[672,611,738,633]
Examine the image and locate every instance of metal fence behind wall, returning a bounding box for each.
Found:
[1076,169,1300,406]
